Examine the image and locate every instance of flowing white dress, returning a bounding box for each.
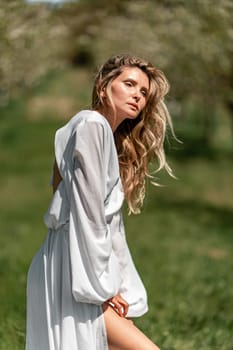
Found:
[26,110,148,350]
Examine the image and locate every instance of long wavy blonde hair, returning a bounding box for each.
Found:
[92,54,175,214]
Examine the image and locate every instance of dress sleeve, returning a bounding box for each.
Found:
[68,121,122,304]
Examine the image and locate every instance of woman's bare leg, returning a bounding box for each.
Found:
[103,305,160,350]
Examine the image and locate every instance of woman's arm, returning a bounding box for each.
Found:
[68,120,122,304]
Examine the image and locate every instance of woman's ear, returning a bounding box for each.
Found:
[100,88,106,98]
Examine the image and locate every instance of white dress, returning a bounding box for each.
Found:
[26,110,148,350]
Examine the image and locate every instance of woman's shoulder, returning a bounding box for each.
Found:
[68,109,111,132]
[55,110,113,152]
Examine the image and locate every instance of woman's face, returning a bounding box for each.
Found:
[105,67,149,125]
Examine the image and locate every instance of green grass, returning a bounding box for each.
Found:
[129,163,233,349]
[0,68,232,350]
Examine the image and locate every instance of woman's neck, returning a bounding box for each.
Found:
[95,108,123,133]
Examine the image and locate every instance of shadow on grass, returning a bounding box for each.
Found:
[146,193,233,232]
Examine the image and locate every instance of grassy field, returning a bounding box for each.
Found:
[0,68,232,350]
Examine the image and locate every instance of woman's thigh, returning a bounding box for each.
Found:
[103,305,160,350]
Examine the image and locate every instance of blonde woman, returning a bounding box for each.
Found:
[26,54,174,350]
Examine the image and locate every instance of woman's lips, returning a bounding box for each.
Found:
[127,102,138,110]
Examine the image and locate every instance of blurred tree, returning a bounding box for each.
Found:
[0,0,68,105]
[0,0,232,150]
[86,0,233,148]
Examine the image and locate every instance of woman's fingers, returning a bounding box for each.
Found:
[117,296,129,317]
[112,299,125,317]
[106,294,129,317]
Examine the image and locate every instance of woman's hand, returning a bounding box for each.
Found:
[105,294,129,317]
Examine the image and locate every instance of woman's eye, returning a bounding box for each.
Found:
[125,81,133,86]
[141,90,147,97]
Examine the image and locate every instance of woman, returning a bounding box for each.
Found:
[26,54,174,350]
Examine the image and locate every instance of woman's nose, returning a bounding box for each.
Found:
[133,89,141,101]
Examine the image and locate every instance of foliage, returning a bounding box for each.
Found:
[86,0,233,146]
[1,0,232,150]
[1,0,233,104]
[52,0,233,106]
[0,0,68,105]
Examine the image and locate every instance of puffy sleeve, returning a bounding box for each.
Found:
[68,120,122,304]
